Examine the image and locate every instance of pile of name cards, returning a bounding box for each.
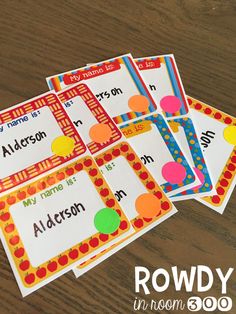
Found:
[0,54,235,296]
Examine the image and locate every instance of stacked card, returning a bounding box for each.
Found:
[0,53,235,296]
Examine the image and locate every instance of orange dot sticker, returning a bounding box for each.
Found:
[223,125,236,145]
[128,95,149,112]
[135,193,161,218]
[89,123,113,144]
[51,136,75,157]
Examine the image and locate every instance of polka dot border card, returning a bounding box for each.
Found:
[0,92,86,194]
[0,150,132,296]
[188,96,236,214]
[135,55,215,200]
[47,54,198,197]
[57,83,177,275]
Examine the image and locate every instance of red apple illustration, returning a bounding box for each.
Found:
[84,159,92,167]
[47,177,56,186]
[99,234,109,242]
[19,260,30,271]
[17,191,26,200]
[56,172,65,181]
[25,273,35,285]
[58,255,68,266]
[69,249,79,260]
[104,153,112,162]
[66,168,74,176]
[37,181,46,190]
[120,144,129,152]
[75,163,83,171]
[134,219,143,228]
[47,261,58,272]
[89,168,98,177]
[133,162,142,171]
[14,247,25,258]
[5,223,15,233]
[7,196,16,205]
[9,235,20,245]
[112,149,120,157]
[100,188,109,197]
[161,201,170,210]
[106,199,115,208]
[79,243,89,254]
[154,191,162,199]
[96,158,104,166]
[27,186,36,195]
[119,220,128,230]
[111,230,118,236]
[146,181,155,190]
[139,172,148,180]
[127,153,135,161]
[116,209,121,216]
[0,212,10,222]
[89,237,99,248]
[95,178,103,187]
[0,201,5,210]
[36,267,47,278]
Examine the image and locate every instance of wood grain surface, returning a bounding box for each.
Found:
[0,1,235,313]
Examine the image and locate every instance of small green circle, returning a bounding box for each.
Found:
[94,208,120,234]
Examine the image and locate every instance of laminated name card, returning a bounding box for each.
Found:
[135,55,214,200]
[188,96,236,213]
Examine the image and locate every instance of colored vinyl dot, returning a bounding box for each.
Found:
[135,193,161,218]
[128,95,149,112]
[89,123,113,144]
[214,112,222,119]
[51,136,75,157]
[161,162,187,184]
[160,95,182,113]
[193,167,205,190]
[223,126,236,145]
[94,208,120,234]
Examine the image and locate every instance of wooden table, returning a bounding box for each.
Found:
[0,1,235,313]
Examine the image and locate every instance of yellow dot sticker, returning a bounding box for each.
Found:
[51,136,75,157]
[224,126,236,145]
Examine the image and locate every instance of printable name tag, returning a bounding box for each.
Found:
[0,154,131,296]
[0,92,86,194]
[188,96,236,213]
[135,55,214,199]
[57,83,177,273]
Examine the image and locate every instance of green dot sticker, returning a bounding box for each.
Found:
[94,208,120,234]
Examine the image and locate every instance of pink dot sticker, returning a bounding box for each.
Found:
[193,167,205,190]
[162,161,186,184]
[160,95,182,113]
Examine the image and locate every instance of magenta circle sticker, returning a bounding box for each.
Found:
[193,167,205,190]
[161,161,186,184]
[160,95,182,113]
